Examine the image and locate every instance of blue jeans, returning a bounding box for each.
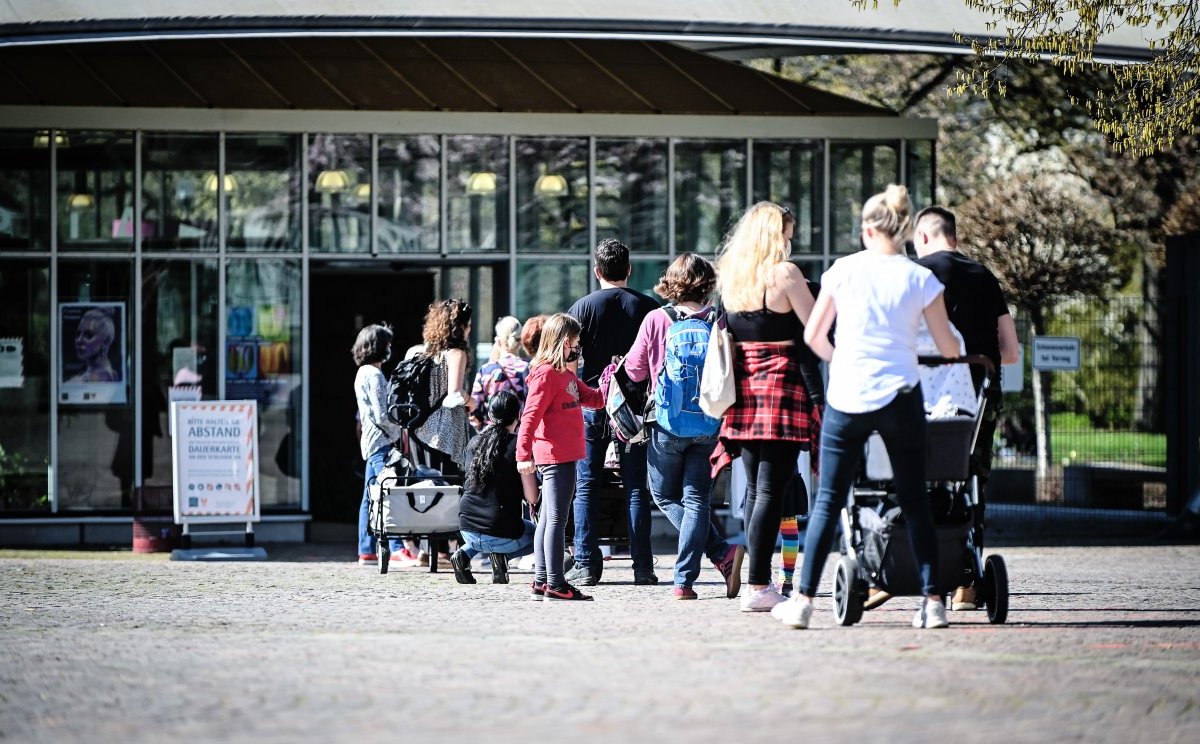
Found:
[574,409,653,573]
[647,424,726,588]
[799,386,940,597]
[460,520,536,559]
[359,446,403,556]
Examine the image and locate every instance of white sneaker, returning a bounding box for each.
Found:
[913,598,950,629]
[740,584,786,612]
[773,596,814,629]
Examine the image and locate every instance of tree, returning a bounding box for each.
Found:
[857,0,1199,155]
[958,175,1121,487]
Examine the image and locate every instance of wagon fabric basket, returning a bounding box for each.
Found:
[370,479,461,535]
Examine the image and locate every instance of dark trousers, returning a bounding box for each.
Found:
[741,440,803,586]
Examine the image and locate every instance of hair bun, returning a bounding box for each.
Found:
[885,184,910,213]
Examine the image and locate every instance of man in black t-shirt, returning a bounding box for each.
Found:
[566,238,660,585]
[915,206,1020,611]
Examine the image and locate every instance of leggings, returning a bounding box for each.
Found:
[741,440,803,586]
[535,462,577,589]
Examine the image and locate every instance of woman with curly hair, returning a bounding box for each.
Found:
[414,298,475,473]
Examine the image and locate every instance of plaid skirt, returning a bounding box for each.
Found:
[710,343,821,478]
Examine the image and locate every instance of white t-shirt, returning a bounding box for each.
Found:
[822,250,945,414]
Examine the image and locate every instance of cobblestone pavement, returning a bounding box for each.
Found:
[2,544,1199,743]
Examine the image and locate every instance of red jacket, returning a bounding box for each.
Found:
[516,364,605,465]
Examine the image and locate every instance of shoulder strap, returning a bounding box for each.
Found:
[662,306,680,323]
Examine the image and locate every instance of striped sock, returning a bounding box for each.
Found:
[779,515,799,585]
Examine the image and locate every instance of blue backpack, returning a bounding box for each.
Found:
[654,306,721,438]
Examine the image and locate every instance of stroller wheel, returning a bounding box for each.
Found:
[982,554,1009,624]
[834,556,865,626]
[379,547,390,575]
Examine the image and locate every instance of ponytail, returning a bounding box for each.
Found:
[463,390,521,494]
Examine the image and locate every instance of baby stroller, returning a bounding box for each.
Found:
[832,355,1009,626]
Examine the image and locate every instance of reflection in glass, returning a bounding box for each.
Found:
[309,135,371,253]
[439,264,502,368]
[675,140,746,255]
[0,130,50,250]
[629,260,669,300]
[831,142,900,254]
[515,261,589,320]
[752,140,823,255]
[141,259,219,491]
[378,136,440,253]
[0,260,51,511]
[141,133,220,251]
[55,131,135,251]
[56,260,133,510]
[596,139,668,253]
[516,138,588,253]
[447,136,508,253]
[907,140,936,214]
[226,134,301,251]
[226,259,302,508]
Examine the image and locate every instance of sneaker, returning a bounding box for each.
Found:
[530,581,546,600]
[358,553,378,566]
[673,586,698,600]
[952,586,977,611]
[713,544,744,599]
[772,596,814,629]
[740,584,786,612]
[490,553,510,584]
[417,550,430,567]
[450,549,476,584]
[544,583,594,602]
[633,572,660,586]
[864,587,892,610]
[564,565,598,587]
[913,598,950,629]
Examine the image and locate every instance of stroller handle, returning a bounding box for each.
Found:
[917,354,997,375]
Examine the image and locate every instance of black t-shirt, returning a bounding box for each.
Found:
[458,436,524,540]
[916,250,1010,371]
[568,287,661,386]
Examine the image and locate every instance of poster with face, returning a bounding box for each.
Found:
[59,302,128,405]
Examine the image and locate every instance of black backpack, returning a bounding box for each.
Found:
[387,354,439,430]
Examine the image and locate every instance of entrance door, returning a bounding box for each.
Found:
[308,266,435,523]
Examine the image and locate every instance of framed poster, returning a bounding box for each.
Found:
[171,401,260,524]
[59,302,127,405]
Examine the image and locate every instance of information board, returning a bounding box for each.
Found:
[1032,336,1081,371]
[171,401,260,524]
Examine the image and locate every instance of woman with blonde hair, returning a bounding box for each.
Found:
[516,313,605,601]
[470,315,530,428]
[772,184,961,630]
[713,201,821,613]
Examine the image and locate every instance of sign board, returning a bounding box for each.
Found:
[1001,345,1024,393]
[1032,336,1081,371]
[59,302,128,405]
[0,337,23,388]
[171,401,260,525]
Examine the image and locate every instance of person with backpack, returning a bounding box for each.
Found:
[413,298,475,474]
[623,254,744,600]
[517,313,606,602]
[450,390,537,585]
[351,323,406,566]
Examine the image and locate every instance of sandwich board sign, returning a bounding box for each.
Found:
[1032,336,1081,371]
[171,401,260,526]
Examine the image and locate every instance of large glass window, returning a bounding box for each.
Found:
[516,138,588,254]
[752,140,824,255]
[629,260,669,300]
[831,142,900,255]
[596,139,668,254]
[675,140,746,255]
[56,131,135,251]
[225,258,302,509]
[56,260,134,510]
[0,260,51,512]
[226,133,301,251]
[141,133,220,251]
[308,134,371,253]
[377,135,440,253]
[447,136,509,254]
[141,259,219,493]
[515,260,589,320]
[0,130,51,250]
[907,140,936,214]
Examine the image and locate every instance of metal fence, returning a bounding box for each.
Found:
[989,295,1167,512]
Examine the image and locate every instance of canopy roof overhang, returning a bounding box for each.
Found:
[0,0,1162,63]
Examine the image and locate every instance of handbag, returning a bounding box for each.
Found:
[603,356,650,444]
[699,315,736,419]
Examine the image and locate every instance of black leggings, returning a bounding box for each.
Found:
[741,440,803,586]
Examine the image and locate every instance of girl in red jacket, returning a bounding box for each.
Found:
[517,313,605,602]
